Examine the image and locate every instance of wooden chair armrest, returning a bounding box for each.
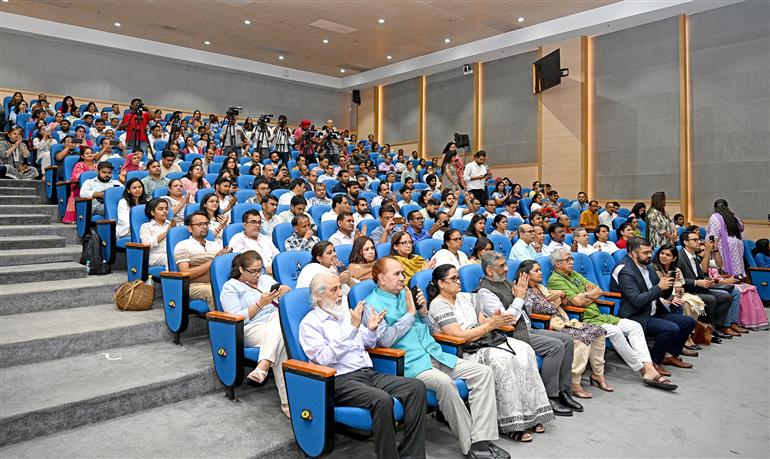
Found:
[602,291,622,298]
[283,359,336,378]
[206,311,243,322]
[748,267,770,272]
[160,271,190,278]
[55,180,77,186]
[595,299,616,307]
[94,219,116,224]
[499,325,515,333]
[530,313,552,321]
[76,197,93,203]
[367,348,405,358]
[564,305,586,314]
[45,166,58,171]
[432,333,467,345]
[126,242,150,249]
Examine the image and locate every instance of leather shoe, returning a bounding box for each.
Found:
[662,356,693,369]
[548,398,573,416]
[680,348,699,357]
[487,442,511,459]
[711,335,723,344]
[653,364,671,376]
[713,330,732,339]
[559,391,583,412]
[467,442,496,459]
[719,327,741,337]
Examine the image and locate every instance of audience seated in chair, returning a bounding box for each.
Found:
[284,213,319,252]
[593,224,619,254]
[162,178,190,227]
[347,236,377,282]
[80,161,121,216]
[329,211,364,246]
[370,204,402,244]
[390,231,437,287]
[116,178,147,239]
[477,253,581,416]
[229,209,279,275]
[363,257,510,459]
[430,229,471,270]
[579,200,600,232]
[220,251,291,417]
[141,159,170,199]
[139,198,174,269]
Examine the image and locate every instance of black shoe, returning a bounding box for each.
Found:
[487,442,511,459]
[467,441,496,459]
[711,335,723,344]
[713,330,732,340]
[548,398,573,416]
[559,391,583,412]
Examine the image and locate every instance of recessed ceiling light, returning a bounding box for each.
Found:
[278,55,284,60]
[378,18,385,24]
[322,39,329,44]
[114,22,121,27]
[386,55,392,60]
[444,38,451,44]
[204,41,211,45]
[244,20,251,25]
[340,69,346,73]
[517,17,525,23]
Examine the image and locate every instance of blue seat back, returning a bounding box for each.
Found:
[208,163,222,175]
[62,155,80,181]
[211,252,238,312]
[449,219,469,233]
[357,218,378,235]
[507,259,521,282]
[409,269,433,296]
[235,190,255,203]
[376,242,391,259]
[223,223,244,247]
[309,205,331,226]
[400,204,421,219]
[79,171,97,186]
[129,205,149,242]
[459,264,484,292]
[590,251,616,291]
[612,249,628,264]
[415,239,442,260]
[185,153,204,161]
[537,256,553,284]
[272,222,294,251]
[520,198,532,217]
[237,175,255,190]
[195,188,214,203]
[273,251,311,288]
[126,170,148,182]
[460,236,477,257]
[335,244,353,266]
[572,252,599,284]
[349,280,376,307]
[103,186,125,220]
[278,288,313,362]
[166,227,191,270]
[487,234,512,257]
[232,203,260,223]
[152,188,169,199]
[318,220,338,241]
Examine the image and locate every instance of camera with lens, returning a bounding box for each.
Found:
[258,114,274,125]
[277,115,288,125]
[226,106,242,118]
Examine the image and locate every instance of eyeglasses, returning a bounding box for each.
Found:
[189,222,209,228]
[522,229,536,233]
[244,268,261,276]
[245,220,262,225]
[442,275,460,283]
[397,240,413,246]
[448,237,462,242]
[556,258,574,263]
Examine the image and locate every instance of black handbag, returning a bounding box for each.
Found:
[463,331,516,355]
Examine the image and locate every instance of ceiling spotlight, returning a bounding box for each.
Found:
[114,22,121,27]
[244,20,251,25]
[278,55,284,60]
[322,39,329,44]
[517,17,525,23]
[444,38,451,44]
[386,55,392,60]
[340,69,346,73]
[378,18,385,24]
[204,41,211,45]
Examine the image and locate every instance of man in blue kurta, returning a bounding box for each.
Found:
[363,257,509,459]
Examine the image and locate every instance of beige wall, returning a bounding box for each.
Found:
[540,38,584,199]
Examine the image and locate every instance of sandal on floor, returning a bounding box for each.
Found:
[527,424,545,434]
[246,368,269,384]
[643,374,678,391]
[509,431,533,442]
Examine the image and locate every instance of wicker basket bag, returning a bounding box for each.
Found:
[114,280,154,311]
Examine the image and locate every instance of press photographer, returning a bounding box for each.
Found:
[269,114,293,163]
[219,106,243,156]
[293,119,316,164]
[317,118,344,164]
[118,98,152,152]
[249,114,274,161]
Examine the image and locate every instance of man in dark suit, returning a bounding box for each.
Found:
[612,237,696,376]
[677,230,738,339]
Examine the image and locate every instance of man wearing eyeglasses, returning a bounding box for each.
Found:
[174,211,232,310]
[509,224,538,261]
[228,209,279,275]
[405,210,444,243]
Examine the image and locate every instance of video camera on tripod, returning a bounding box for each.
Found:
[258,114,274,126]
[226,106,242,120]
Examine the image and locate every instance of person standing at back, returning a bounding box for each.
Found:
[463,150,491,205]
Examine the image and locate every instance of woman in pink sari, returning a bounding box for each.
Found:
[706,200,769,330]
[62,147,97,223]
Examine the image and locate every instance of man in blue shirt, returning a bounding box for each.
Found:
[509,223,538,261]
[364,257,509,459]
[405,210,441,244]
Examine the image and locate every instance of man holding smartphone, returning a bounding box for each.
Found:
[463,150,492,205]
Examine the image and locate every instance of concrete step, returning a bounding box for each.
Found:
[0,244,82,267]
[0,179,43,192]
[0,385,301,458]
[0,261,87,285]
[0,224,81,244]
[0,302,208,367]
[0,195,44,205]
[0,339,218,447]
[0,187,37,196]
[0,204,58,222]
[0,273,125,315]
[0,234,65,250]
[0,214,52,226]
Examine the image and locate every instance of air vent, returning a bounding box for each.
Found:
[309,19,357,34]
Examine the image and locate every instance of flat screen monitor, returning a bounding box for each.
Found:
[532,49,561,94]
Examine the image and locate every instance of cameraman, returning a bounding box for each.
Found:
[317,119,344,165]
[118,98,152,153]
[293,119,315,164]
[249,114,273,161]
[269,115,294,163]
[219,108,242,157]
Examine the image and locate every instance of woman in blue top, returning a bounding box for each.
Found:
[219,250,291,417]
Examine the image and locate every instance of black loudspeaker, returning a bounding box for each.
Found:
[352,90,361,105]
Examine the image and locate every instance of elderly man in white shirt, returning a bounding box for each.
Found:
[228,209,280,275]
[462,150,491,206]
[80,161,122,216]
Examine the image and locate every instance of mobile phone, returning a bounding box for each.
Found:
[393,216,405,224]
[270,283,281,293]
[709,235,715,242]
[668,270,676,279]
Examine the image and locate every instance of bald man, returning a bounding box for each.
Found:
[509,224,538,261]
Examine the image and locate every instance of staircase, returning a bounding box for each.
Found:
[0,180,299,458]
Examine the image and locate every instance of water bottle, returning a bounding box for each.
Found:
[85,260,91,275]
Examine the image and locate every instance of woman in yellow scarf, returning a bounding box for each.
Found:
[390,231,437,286]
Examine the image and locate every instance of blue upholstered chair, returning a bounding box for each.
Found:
[73,171,98,238]
[125,204,164,282]
[272,222,294,252]
[414,239,442,260]
[272,251,311,288]
[487,234,512,257]
[93,186,125,265]
[744,240,770,303]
